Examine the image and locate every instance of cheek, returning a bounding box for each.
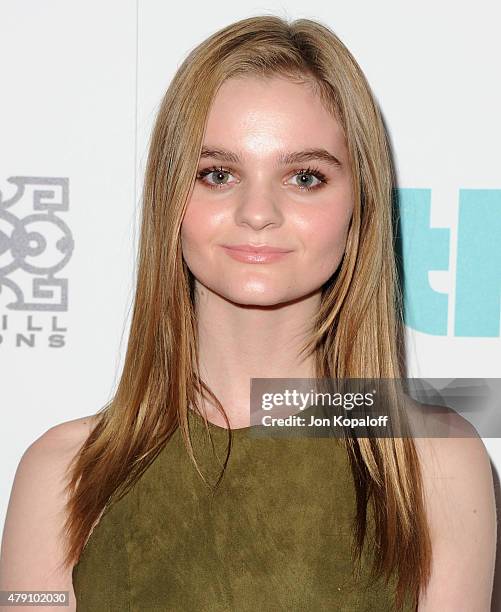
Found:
[298,206,352,276]
[181,201,216,258]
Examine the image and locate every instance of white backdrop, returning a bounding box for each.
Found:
[1,0,500,596]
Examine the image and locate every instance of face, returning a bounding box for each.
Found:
[181,75,354,307]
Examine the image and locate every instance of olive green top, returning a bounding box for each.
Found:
[72,410,415,611]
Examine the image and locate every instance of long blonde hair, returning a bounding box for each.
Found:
[62,15,431,610]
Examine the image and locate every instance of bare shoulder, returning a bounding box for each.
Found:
[0,413,101,606]
[40,413,99,447]
[412,408,497,611]
[412,407,491,475]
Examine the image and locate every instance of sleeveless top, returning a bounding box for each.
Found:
[72,409,416,611]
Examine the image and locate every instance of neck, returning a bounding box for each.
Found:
[193,282,321,428]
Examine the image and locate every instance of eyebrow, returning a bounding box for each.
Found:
[199,145,342,168]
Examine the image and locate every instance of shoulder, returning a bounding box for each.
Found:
[0,414,100,593]
[31,414,99,456]
[8,414,99,494]
[412,410,497,610]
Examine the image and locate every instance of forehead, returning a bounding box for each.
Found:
[203,75,346,159]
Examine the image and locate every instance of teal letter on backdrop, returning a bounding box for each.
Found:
[396,188,449,335]
[456,189,501,337]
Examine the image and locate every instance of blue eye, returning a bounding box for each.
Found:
[196,165,328,192]
[196,166,235,190]
[287,168,327,191]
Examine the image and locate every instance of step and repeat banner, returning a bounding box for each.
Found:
[1,0,500,569]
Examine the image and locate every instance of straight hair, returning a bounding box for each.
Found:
[62,15,432,611]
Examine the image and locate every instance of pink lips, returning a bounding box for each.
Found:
[221,243,293,263]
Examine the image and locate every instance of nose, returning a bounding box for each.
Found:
[233,183,284,231]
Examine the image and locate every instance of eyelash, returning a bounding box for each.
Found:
[196,165,328,192]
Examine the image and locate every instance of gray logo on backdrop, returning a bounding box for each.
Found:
[0,176,73,311]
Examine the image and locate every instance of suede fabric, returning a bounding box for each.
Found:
[72,410,415,611]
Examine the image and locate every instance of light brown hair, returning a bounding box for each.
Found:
[62,15,431,610]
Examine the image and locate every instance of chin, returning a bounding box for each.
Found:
[194,275,304,307]
[219,285,300,307]
[227,295,291,307]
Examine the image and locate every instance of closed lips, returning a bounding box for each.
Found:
[222,244,292,253]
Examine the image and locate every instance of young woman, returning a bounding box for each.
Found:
[1,14,496,612]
